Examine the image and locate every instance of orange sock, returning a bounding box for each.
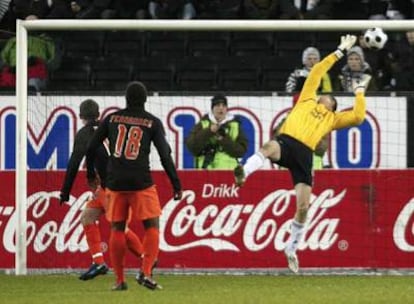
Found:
[125,228,143,258]
[83,223,105,265]
[110,230,127,284]
[142,227,159,277]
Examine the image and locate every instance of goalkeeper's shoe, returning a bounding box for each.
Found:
[111,282,128,291]
[79,263,109,281]
[234,164,246,187]
[284,250,299,274]
[136,272,162,290]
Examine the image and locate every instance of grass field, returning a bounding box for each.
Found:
[1,273,413,304]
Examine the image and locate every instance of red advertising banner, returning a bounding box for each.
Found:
[0,170,413,270]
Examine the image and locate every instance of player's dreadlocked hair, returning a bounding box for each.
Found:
[126,81,147,108]
[79,99,99,120]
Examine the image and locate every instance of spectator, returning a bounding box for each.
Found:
[11,0,74,19]
[149,0,196,19]
[334,46,378,92]
[394,31,414,91]
[332,0,369,19]
[75,0,111,19]
[185,94,248,169]
[278,0,336,19]
[0,32,60,91]
[240,0,279,19]
[196,0,242,19]
[101,0,149,19]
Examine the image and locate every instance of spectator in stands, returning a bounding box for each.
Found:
[12,0,74,19]
[186,94,248,170]
[334,46,378,92]
[75,0,111,19]
[286,0,335,19]
[0,0,13,31]
[332,0,369,19]
[394,31,414,91]
[101,0,149,19]
[149,0,196,19]
[240,0,279,19]
[196,0,242,19]
[368,0,413,20]
[0,32,60,91]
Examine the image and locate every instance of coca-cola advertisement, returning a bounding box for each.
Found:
[0,170,413,270]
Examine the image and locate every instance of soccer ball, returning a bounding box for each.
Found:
[363,27,388,50]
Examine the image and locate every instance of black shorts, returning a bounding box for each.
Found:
[272,134,313,186]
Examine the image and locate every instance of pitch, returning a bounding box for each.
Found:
[1,273,413,304]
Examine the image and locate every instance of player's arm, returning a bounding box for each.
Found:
[332,75,370,130]
[153,119,182,200]
[299,35,356,101]
[59,130,88,204]
[332,93,365,129]
[85,117,109,191]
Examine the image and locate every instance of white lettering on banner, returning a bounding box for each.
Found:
[2,191,90,254]
[202,184,239,198]
[160,188,346,253]
[393,198,414,252]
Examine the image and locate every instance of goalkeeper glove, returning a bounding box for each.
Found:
[352,74,372,94]
[335,34,357,58]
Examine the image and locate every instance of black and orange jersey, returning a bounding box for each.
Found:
[86,107,181,192]
[279,53,366,151]
[60,121,108,201]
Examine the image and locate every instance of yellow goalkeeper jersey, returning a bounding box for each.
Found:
[279,53,366,151]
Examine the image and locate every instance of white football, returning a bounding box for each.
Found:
[363,27,388,50]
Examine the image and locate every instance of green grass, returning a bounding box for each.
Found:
[0,274,413,304]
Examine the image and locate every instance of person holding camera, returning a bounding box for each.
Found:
[185,94,248,169]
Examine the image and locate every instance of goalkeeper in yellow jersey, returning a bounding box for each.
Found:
[234,34,371,273]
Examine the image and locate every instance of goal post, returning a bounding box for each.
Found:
[15,19,414,275]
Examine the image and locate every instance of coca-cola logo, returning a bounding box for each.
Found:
[1,191,91,253]
[160,188,347,253]
[393,198,414,252]
[1,186,413,258]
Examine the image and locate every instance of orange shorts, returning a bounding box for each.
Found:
[86,187,107,210]
[105,185,162,222]
[86,187,135,223]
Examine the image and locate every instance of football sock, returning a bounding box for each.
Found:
[110,230,127,284]
[142,227,159,277]
[83,223,105,265]
[125,228,143,258]
[286,220,305,254]
[244,151,266,177]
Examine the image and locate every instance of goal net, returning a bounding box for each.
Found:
[9,19,414,275]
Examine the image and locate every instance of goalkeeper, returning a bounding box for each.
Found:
[234,34,371,273]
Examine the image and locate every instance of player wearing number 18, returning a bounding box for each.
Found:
[86,81,182,291]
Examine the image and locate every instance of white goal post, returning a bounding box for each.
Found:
[15,19,414,275]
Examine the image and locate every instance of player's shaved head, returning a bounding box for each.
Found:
[126,81,147,108]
